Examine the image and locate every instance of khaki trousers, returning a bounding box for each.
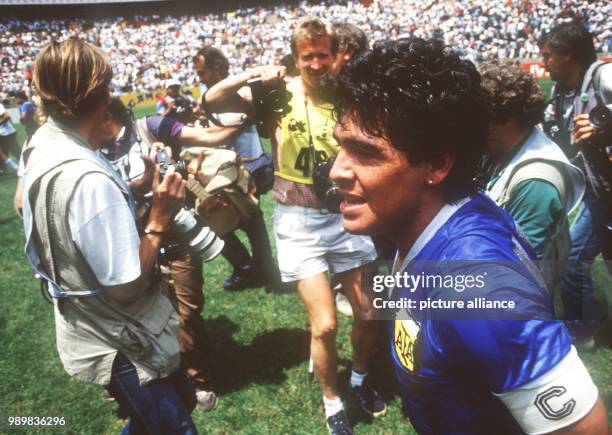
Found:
[170,251,214,391]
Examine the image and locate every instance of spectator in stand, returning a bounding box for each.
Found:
[0,0,611,94]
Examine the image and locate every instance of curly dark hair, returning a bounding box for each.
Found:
[480,59,544,127]
[333,38,487,202]
[193,46,230,79]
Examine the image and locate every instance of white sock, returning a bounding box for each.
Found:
[350,369,367,388]
[323,395,344,418]
[5,159,18,172]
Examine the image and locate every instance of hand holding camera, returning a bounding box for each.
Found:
[573,103,612,198]
[572,114,597,144]
[247,65,286,85]
[202,65,292,138]
[147,165,186,232]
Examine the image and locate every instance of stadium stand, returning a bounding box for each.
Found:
[0,0,610,98]
[0,0,164,3]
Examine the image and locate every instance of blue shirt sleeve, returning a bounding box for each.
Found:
[441,319,572,394]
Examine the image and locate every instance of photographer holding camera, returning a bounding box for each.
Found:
[205,18,381,434]
[22,39,198,433]
[159,78,197,125]
[539,21,612,346]
[194,46,280,291]
[100,97,241,412]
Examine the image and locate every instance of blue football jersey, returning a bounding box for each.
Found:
[390,194,573,434]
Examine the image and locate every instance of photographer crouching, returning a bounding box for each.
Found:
[100,97,238,412]
[22,39,198,433]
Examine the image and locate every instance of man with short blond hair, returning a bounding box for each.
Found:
[22,38,197,433]
[273,17,383,434]
[202,18,385,433]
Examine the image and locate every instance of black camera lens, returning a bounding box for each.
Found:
[589,104,611,131]
[267,87,292,115]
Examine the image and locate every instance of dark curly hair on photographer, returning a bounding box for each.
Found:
[480,59,544,128]
[333,38,487,202]
[193,46,230,79]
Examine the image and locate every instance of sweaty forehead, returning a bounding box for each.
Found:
[296,37,331,54]
[334,115,389,152]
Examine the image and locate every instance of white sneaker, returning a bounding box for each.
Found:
[335,292,353,317]
[196,390,219,412]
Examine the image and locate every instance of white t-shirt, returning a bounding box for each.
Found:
[68,172,141,287]
[0,103,17,136]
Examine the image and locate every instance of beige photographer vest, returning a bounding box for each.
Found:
[23,118,180,386]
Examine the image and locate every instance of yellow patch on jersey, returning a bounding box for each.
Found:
[394,318,420,372]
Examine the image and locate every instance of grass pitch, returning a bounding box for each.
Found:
[0,102,609,434]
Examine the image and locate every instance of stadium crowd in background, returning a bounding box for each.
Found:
[1,0,611,98]
[5,0,612,430]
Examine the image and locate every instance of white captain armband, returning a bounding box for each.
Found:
[493,346,598,434]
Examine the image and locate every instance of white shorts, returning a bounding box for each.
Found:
[274,204,377,282]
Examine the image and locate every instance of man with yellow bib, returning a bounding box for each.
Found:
[203,18,384,433]
[271,18,383,435]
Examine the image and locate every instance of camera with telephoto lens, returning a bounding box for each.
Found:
[247,77,292,137]
[151,149,224,263]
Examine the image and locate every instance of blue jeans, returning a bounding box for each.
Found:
[559,189,606,334]
[107,353,198,435]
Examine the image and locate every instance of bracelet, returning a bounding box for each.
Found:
[143,226,169,236]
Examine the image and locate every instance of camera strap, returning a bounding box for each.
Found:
[589,62,608,109]
[577,61,609,115]
[304,99,316,175]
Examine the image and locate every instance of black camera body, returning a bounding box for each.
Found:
[167,94,195,124]
[588,100,612,143]
[312,157,342,213]
[579,100,612,197]
[150,149,223,263]
[155,149,187,179]
[247,77,292,137]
